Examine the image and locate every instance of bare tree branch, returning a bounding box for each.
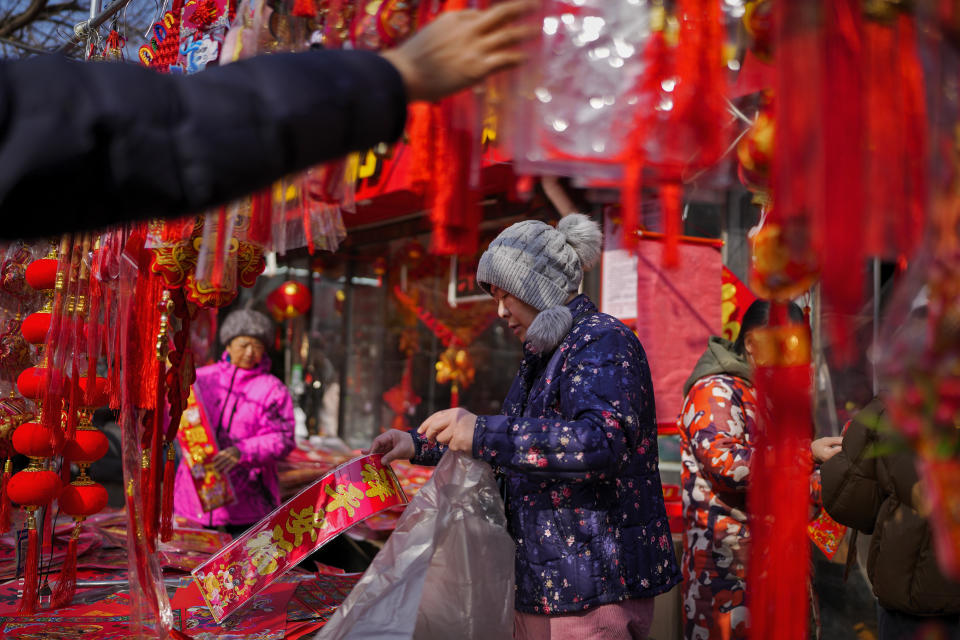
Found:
[0,0,50,38]
[0,0,156,58]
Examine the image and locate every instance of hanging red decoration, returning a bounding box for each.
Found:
[6,468,61,506]
[20,312,50,345]
[11,422,56,459]
[59,482,108,517]
[266,281,312,321]
[748,313,812,640]
[62,427,109,463]
[24,258,57,291]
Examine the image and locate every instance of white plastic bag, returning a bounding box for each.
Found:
[315,452,516,640]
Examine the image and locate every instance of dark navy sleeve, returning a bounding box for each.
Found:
[472,329,649,482]
[0,50,407,235]
[410,429,446,466]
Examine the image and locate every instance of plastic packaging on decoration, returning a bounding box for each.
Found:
[509,0,651,180]
[316,452,516,640]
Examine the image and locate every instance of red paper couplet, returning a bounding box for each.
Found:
[176,386,237,512]
[192,454,408,623]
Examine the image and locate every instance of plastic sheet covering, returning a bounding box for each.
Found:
[509,0,651,180]
[316,452,515,640]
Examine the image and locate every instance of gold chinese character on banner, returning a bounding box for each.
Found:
[284,505,330,547]
[361,463,396,502]
[183,425,208,445]
[191,446,208,464]
[245,526,292,576]
[325,482,365,518]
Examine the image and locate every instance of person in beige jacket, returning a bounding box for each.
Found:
[821,398,960,640]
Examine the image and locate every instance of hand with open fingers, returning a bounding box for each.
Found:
[211,446,241,473]
[417,408,477,454]
[364,429,416,465]
[811,436,843,464]
[380,0,539,103]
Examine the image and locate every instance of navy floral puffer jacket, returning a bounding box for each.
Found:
[411,295,680,614]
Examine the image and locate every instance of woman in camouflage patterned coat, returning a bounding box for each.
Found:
[678,300,839,640]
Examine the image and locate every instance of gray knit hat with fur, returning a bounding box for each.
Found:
[219,309,273,348]
[476,213,602,353]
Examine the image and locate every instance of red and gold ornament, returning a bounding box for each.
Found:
[266,281,312,321]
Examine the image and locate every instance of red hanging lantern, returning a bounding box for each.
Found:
[265,281,312,321]
[54,377,110,610]
[63,428,109,464]
[16,367,45,401]
[12,422,56,459]
[59,481,108,517]
[20,312,51,345]
[6,468,61,506]
[24,258,58,291]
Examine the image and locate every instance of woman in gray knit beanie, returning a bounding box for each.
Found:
[474,213,602,353]
[370,213,681,639]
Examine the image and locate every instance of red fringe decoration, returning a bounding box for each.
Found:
[65,362,80,446]
[402,0,480,257]
[622,20,670,249]
[894,14,928,260]
[249,190,273,247]
[18,522,39,615]
[141,449,155,551]
[160,445,176,542]
[50,526,79,609]
[674,0,728,168]
[660,182,683,268]
[150,422,163,544]
[621,162,642,251]
[748,311,812,640]
[129,241,163,410]
[211,206,229,288]
[429,95,481,256]
[821,0,864,364]
[407,102,436,196]
[292,0,316,18]
[0,461,10,533]
[170,629,193,640]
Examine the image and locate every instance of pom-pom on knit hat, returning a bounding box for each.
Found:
[219,309,273,348]
[476,213,602,352]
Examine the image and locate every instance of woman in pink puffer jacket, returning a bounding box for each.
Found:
[173,309,295,534]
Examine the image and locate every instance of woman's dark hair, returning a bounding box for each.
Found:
[733,299,805,356]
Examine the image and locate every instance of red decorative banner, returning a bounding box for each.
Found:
[721,265,756,343]
[807,509,847,560]
[176,387,236,512]
[192,454,408,623]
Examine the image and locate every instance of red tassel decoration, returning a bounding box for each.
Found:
[407,102,436,196]
[660,182,683,268]
[430,95,481,256]
[150,428,163,542]
[141,448,155,550]
[160,444,176,542]
[65,363,80,446]
[292,0,316,18]
[170,629,193,640]
[894,13,927,260]
[18,512,40,615]
[673,0,728,168]
[820,0,864,364]
[748,311,812,640]
[0,459,11,534]
[50,524,79,610]
[621,5,670,250]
